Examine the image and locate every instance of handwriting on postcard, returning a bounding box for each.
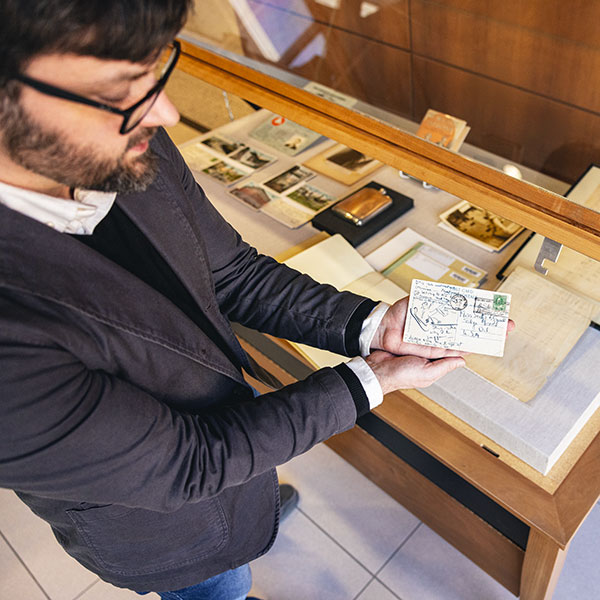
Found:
[404,280,511,356]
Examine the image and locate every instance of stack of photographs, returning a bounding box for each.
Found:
[231,166,337,228]
[180,134,276,186]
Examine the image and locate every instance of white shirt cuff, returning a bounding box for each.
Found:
[345,356,383,410]
[358,302,390,357]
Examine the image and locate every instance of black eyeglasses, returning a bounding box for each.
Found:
[14,40,181,135]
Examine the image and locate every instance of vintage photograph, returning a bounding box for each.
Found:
[286,185,335,212]
[249,116,322,156]
[231,183,276,209]
[303,143,381,185]
[202,160,247,185]
[264,166,314,193]
[439,201,524,251]
[260,198,313,229]
[180,142,220,173]
[229,146,275,170]
[201,135,243,155]
[283,135,306,152]
[327,147,375,171]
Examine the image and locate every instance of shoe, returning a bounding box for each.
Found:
[279,483,299,522]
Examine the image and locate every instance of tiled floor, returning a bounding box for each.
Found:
[1,442,599,600]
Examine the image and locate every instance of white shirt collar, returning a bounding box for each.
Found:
[0,180,116,235]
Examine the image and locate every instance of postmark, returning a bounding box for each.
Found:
[449,292,468,311]
[474,296,493,314]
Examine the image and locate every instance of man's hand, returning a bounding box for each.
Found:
[365,351,465,394]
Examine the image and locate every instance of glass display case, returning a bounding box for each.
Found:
[178,0,600,262]
[169,4,600,598]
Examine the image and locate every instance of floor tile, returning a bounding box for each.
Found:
[553,501,600,599]
[377,524,515,600]
[76,579,160,600]
[0,534,48,600]
[355,578,401,600]
[0,488,98,600]
[277,443,420,573]
[249,508,372,600]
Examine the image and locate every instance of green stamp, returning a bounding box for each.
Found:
[493,294,507,311]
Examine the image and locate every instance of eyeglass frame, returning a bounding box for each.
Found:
[13,40,181,135]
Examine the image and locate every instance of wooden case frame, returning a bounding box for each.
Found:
[176,39,600,599]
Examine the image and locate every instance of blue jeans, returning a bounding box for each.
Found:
[138,564,252,600]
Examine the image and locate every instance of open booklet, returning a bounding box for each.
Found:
[283,235,407,368]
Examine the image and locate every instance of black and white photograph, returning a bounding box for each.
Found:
[264,165,314,193]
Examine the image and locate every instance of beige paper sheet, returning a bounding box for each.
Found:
[502,233,600,322]
[466,266,597,402]
[283,235,406,369]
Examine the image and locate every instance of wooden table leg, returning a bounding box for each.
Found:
[520,529,569,600]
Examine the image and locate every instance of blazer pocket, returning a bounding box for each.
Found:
[66,498,228,576]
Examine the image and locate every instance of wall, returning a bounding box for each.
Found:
[231,0,600,184]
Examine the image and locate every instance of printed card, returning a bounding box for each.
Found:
[404,279,511,356]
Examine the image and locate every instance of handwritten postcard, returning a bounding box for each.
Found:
[404,279,511,356]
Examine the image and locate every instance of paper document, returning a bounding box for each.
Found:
[403,279,511,356]
[365,228,487,289]
[467,266,598,402]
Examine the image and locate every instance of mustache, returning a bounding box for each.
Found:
[126,127,157,151]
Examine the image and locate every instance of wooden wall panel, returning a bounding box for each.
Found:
[240,3,413,116]
[254,0,411,48]
[413,56,600,183]
[311,0,410,49]
[411,0,600,112]
[422,0,600,48]
[221,0,599,183]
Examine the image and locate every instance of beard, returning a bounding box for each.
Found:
[0,95,159,194]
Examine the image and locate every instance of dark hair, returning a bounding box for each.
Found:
[0,0,193,86]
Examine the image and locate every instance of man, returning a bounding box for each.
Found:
[0,1,467,599]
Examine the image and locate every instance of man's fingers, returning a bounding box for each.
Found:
[367,353,466,394]
[391,341,468,360]
[419,356,466,387]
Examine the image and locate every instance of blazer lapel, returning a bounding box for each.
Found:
[117,177,254,374]
[0,204,245,384]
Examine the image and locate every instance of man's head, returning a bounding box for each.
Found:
[0,0,193,195]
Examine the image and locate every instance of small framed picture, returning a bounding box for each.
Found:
[303,143,381,185]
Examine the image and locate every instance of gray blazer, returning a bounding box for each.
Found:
[0,129,369,592]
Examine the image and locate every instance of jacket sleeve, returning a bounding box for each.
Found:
[0,302,357,513]
[0,130,370,514]
[155,130,376,358]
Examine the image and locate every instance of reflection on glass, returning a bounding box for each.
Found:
[184,0,600,204]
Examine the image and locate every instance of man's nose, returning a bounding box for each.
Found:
[141,91,180,129]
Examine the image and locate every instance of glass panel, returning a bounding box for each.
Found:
[182,0,599,212]
[171,6,600,484]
